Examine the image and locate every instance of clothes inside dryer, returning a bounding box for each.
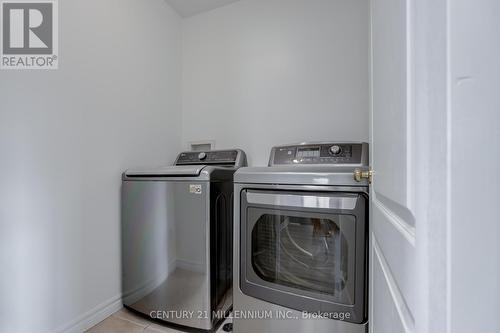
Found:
[251,213,353,305]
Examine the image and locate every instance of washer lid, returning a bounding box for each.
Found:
[124,165,205,177]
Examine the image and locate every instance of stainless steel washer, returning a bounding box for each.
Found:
[234,142,369,333]
[121,149,247,331]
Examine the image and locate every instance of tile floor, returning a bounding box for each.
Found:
[86,308,232,333]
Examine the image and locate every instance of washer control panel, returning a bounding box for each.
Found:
[269,143,368,166]
[175,149,246,167]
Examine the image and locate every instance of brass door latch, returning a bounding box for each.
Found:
[354,168,373,184]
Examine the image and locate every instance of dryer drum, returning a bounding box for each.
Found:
[252,215,349,297]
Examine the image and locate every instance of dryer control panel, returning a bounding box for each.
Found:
[269,143,368,166]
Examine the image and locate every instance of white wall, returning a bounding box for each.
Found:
[182,0,369,166]
[0,1,182,332]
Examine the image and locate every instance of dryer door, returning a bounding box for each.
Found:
[240,190,367,324]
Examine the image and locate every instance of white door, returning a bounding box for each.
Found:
[370,1,500,332]
[369,0,416,332]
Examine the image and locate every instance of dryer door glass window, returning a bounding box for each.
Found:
[251,212,355,305]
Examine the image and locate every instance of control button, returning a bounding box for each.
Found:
[198,152,207,160]
[329,145,342,155]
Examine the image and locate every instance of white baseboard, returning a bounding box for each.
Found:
[53,294,123,333]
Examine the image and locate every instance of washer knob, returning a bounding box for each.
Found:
[198,152,207,160]
[329,145,342,155]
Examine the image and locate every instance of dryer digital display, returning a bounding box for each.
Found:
[296,147,320,159]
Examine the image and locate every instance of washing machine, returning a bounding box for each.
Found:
[121,149,246,331]
[233,142,369,333]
